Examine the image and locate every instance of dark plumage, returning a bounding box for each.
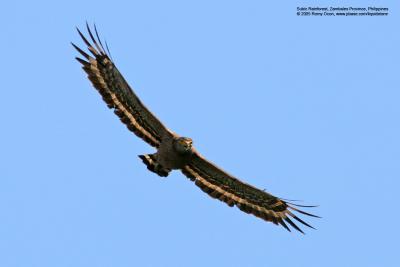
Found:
[72,24,319,233]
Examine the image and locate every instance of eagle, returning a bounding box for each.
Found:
[72,24,319,233]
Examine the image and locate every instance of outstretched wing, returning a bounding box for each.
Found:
[182,152,319,233]
[72,24,174,147]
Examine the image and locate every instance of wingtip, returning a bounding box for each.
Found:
[75,57,89,65]
[76,26,83,36]
[288,205,321,218]
[289,203,320,208]
[284,217,305,234]
[71,42,91,60]
[279,219,291,232]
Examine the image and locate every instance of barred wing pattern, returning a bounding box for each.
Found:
[182,152,319,233]
[72,24,173,147]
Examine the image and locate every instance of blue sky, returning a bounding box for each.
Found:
[1,1,399,266]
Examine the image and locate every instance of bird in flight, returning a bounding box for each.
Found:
[72,24,319,233]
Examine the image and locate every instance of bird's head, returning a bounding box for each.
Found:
[174,137,193,154]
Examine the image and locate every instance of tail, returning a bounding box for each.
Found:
[138,154,171,177]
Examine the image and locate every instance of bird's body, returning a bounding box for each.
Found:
[72,24,319,233]
[158,137,193,170]
[140,136,194,177]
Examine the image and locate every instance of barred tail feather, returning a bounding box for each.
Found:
[138,154,170,177]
